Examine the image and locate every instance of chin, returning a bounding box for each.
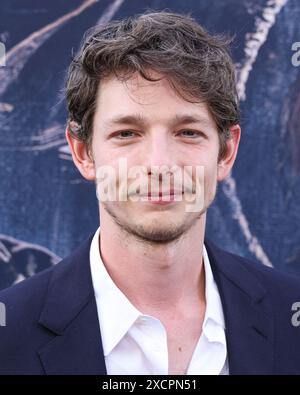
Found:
[126,218,190,244]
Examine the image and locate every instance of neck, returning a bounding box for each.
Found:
[98,209,206,316]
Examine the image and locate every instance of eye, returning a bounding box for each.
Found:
[114,130,138,139]
[178,130,204,138]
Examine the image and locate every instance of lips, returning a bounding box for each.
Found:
[147,190,183,198]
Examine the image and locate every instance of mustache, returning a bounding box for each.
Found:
[95,163,205,212]
[120,176,197,199]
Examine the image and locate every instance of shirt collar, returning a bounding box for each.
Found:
[90,227,141,356]
[202,243,226,330]
[90,227,226,356]
[202,243,226,344]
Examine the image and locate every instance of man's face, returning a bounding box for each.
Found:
[91,71,222,243]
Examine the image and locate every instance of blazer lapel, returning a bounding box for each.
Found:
[205,239,274,375]
[37,236,107,375]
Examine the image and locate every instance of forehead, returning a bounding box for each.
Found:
[95,71,216,128]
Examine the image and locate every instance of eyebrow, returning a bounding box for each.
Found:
[104,113,213,129]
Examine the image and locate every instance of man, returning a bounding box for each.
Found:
[0,11,300,375]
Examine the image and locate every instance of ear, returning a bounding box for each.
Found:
[217,124,241,181]
[65,126,96,181]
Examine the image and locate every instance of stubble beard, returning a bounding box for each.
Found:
[101,189,216,246]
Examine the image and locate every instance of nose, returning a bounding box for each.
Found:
[141,131,182,193]
[144,130,176,173]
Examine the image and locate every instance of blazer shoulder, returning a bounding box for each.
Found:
[0,233,93,313]
[205,238,300,299]
[0,235,93,374]
[0,265,53,310]
[231,250,300,293]
[0,264,56,372]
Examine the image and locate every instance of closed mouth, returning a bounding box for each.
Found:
[146,190,183,197]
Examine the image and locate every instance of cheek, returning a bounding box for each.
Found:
[202,162,218,194]
[91,133,115,165]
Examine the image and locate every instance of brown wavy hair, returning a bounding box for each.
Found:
[65,11,240,161]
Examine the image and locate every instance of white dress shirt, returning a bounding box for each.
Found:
[90,227,229,375]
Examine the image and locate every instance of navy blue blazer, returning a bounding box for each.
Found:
[1,234,300,375]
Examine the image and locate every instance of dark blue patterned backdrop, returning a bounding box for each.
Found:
[0,0,299,290]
